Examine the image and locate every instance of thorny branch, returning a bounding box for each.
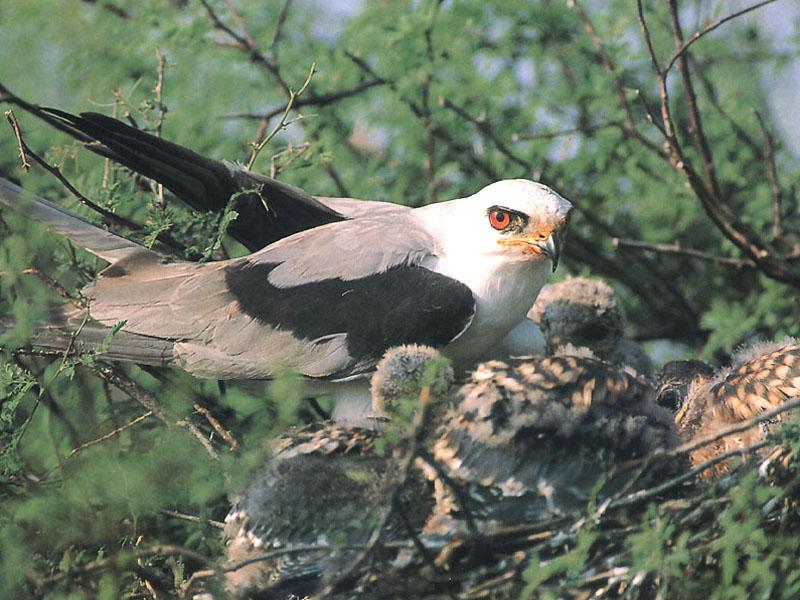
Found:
[199,0,351,194]
[0,95,188,253]
[152,47,167,210]
[626,0,800,287]
[245,62,316,170]
[64,410,153,460]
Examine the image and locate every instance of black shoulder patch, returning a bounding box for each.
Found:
[225,262,475,377]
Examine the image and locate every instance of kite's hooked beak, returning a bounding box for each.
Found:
[497,229,563,271]
[537,232,561,272]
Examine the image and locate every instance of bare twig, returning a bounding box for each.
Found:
[610,440,769,509]
[199,0,288,94]
[754,109,784,239]
[674,396,800,458]
[420,0,445,203]
[97,366,219,460]
[0,267,83,304]
[439,96,531,174]
[193,402,238,451]
[634,0,675,143]
[4,110,30,171]
[663,0,780,76]
[79,0,130,19]
[270,0,293,49]
[608,396,800,510]
[690,57,763,158]
[612,238,757,269]
[245,62,316,170]
[225,0,256,48]
[152,48,167,210]
[269,141,311,178]
[511,121,622,142]
[22,144,133,229]
[64,411,153,460]
[158,508,225,529]
[667,0,721,199]
[223,79,385,123]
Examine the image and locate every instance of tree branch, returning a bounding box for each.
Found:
[4,110,30,171]
[667,0,721,199]
[754,109,784,240]
[612,237,757,270]
[223,79,386,123]
[663,0,780,76]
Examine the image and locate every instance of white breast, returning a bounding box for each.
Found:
[425,253,550,370]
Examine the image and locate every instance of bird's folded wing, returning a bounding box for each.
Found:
[85,216,475,380]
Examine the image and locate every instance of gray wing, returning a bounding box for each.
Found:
[84,214,475,380]
[314,196,408,220]
[253,210,431,287]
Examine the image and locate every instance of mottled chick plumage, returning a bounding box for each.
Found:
[428,356,676,532]
[223,346,462,597]
[672,338,800,478]
[223,422,433,598]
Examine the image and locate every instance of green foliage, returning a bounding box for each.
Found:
[0,0,798,596]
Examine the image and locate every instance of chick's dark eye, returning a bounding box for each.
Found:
[489,209,511,230]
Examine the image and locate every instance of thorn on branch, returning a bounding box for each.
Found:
[5,110,30,171]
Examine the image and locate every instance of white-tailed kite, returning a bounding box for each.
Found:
[0,111,571,422]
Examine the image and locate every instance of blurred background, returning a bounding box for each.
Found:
[0,0,798,597]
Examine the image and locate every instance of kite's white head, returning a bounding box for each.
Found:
[417,180,572,368]
[421,179,572,273]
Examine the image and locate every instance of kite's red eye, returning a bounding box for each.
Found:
[489,209,511,230]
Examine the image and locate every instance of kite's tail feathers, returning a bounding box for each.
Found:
[36,108,346,250]
[39,108,238,214]
[1,308,175,367]
[37,325,176,366]
[0,177,155,264]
